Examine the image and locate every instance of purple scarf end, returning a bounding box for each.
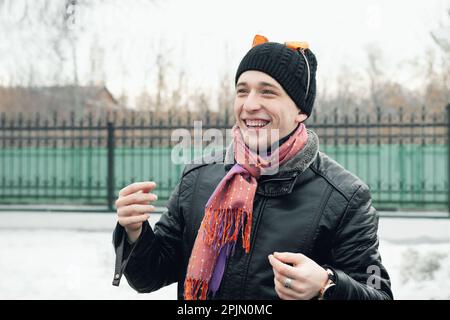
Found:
[208,242,235,294]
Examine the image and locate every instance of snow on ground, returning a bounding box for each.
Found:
[0,212,176,300]
[0,229,175,300]
[0,211,449,300]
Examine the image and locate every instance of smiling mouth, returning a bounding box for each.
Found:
[244,119,271,129]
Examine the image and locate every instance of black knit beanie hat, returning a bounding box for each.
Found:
[235,41,318,117]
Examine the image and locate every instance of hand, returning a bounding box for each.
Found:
[115,181,158,242]
[268,252,328,300]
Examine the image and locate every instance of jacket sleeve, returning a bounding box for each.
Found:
[111,178,185,293]
[326,184,393,300]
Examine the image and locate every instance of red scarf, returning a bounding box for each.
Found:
[184,123,309,300]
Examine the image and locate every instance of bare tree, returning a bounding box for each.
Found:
[365,43,385,112]
[155,53,168,112]
[217,70,234,119]
[170,68,187,112]
[430,9,450,54]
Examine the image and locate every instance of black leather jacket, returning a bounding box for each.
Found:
[112,130,393,300]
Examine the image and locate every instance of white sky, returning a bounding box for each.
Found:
[97,0,448,104]
[1,0,449,108]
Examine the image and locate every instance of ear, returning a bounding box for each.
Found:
[295,111,308,123]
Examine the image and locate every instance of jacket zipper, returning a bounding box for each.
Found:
[241,197,268,299]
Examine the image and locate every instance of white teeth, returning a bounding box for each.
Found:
[245,120,270,127]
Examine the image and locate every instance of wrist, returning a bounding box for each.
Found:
[125,226,142,243]
[318,268,336,300]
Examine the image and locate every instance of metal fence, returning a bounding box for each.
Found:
[0,105,448,212]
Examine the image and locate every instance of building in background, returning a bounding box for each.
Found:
[0,85,122,118]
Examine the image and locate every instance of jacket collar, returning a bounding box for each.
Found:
[223,129,320,197]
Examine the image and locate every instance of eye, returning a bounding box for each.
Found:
[236,89,248,95]
[261,90,276,95]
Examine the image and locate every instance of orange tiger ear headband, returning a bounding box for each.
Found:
[251,34,311,99]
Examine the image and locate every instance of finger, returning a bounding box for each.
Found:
[118,204,156,218]
[276,290,294,301]
[118,213,150,227]
[274,277,302,300]
[135,187,154,195]
[274,278,303,300]
[268,254,298,279]
[116,192,158,208]
[118,181,157,197]
[277,291,294,300]
[273,252,305,266]
[273,272,305,294]
[141,186,155,194]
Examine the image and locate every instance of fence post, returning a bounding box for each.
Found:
[107,122,115,211]
[447,104,450,215]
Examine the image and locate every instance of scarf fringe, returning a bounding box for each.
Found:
[202,207,252,253]
[184,278,208,300]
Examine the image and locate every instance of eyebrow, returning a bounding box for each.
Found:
[236,81,281,91]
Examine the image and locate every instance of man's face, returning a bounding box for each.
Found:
[234,70,307,151]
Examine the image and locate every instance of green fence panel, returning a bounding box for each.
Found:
[0,144,447,210]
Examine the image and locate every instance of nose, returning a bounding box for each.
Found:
[242,91,261,112]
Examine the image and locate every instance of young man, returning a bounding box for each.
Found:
[112,36,393,300]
